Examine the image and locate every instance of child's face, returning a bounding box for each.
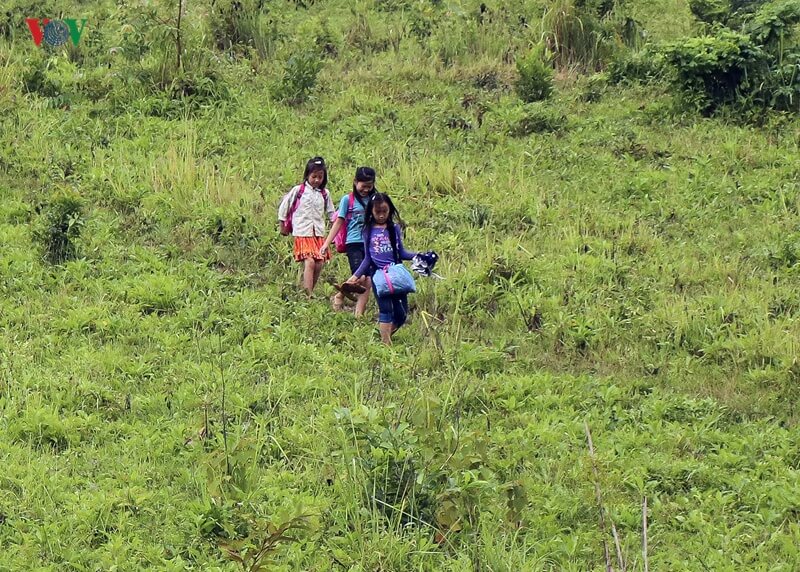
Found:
[354,180,374,197]
[307,168,325,188]
[372,201,390,225]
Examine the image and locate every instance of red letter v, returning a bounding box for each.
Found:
[26,18,47,46]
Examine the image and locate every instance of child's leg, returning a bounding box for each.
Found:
[391,294,409,330]
[379,322,393,345]
[302,257,316,294]
[375,287,395,345]
[312,259,324,290]
[346,245,368,316]
[354,277,371,317]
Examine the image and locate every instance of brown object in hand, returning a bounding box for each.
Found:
[338,281,367,294]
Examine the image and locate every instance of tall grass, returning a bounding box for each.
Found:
[148,127,259,219]
[540,0,612,72]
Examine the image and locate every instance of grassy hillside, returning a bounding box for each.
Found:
[1,0,800,570]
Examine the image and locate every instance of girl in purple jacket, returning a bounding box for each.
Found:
[345,193,417,345]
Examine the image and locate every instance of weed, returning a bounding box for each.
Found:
[273,49,323,105]
[33,191,84,264]
[515,48,555,102]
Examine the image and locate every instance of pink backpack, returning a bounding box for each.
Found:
[331,192,355,253]
[280,182,328,235]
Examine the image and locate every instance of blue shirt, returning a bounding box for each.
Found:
[337,193,370,244]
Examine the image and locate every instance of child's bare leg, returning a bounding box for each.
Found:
[302,258,316,294]
[312,260,324,290]
[379,322,393,345]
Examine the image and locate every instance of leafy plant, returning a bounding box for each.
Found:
[689,0,732,24]
[662,29,768,113]
[607,47,666,84]
[508,103,567,136]
[33,192,84,263]
[664,0,800,113]
[221,515,310,572]
[515,49,554,102]
[747,0,800,50]
[273,49,323,105]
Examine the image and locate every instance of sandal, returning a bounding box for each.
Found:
[337,281,367,295]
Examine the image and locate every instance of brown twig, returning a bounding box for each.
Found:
[175,0,184,71]
[612,521,626,572]
[643,496,649,572]
[584,420,614,572]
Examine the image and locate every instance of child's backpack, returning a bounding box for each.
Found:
[279,183,329,235]
[279,183,305,235]
[331,192,355,253]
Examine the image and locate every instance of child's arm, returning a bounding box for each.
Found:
[396,226,418,261]
[351,250,372,279]
[320,196,348,254]
[325,191,336,217]
[280,185,302,220]
[277,191,292,222]
[320,218,344,255]
[348,235,373,281]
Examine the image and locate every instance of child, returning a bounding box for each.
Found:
[277,156,335,296]
[345,193,418,345]
[320,166,377,317]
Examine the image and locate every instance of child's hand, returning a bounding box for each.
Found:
[345,275,358,284]
[319,242,329,256]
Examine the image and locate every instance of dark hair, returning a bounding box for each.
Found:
[363,193,403,263]
[355,166,376,183]
[352,166,377,206]
[303,156,328,189]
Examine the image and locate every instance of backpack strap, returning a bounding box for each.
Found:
[388,223,401,264]
[345,192,355,222]
[381,264,395,295]
[287,182,305,220]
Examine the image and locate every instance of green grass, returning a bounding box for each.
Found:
[1,0,800,570]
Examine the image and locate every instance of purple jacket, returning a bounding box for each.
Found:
[354,224,416,278]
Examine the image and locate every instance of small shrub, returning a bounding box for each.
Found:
[763,51,800,110]
[747,0,800,50]
[689,0,732,24]
[541,0,611,72]
[33,192,84,264]
[21,55,62,99]
[509,104,567,136]
[607,48,666,84]
[662,29,768,113]
[515,50,554,102]
[581,71,609,101]
[295,16,341,58]
[408,3,435,39]
[129,275,185,315]
[663,0,800,113]
[169,66,230,105]
[80,67,116,102]
[575,0,617,18]
[210,0,282,60]
[273,49,323,105]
